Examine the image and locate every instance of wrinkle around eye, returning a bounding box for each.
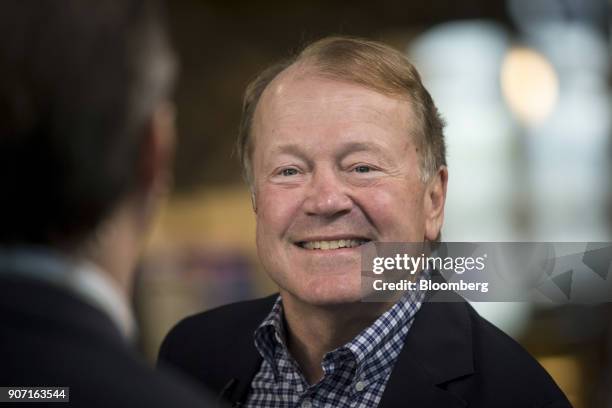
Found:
[342,164,405,187]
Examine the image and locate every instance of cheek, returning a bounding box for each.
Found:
[255,185,302,239]
[358,182,426,240]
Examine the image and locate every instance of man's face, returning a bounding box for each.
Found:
[251,70,446,306]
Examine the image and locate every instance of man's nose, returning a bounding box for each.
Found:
[303,169,352,217]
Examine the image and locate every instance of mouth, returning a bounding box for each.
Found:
[295,238,371,250]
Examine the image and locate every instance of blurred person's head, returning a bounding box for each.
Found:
[238,36,448,307]
[0,0,177,290]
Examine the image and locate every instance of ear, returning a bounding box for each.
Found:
[424,166,448,241]
[138,101,176,209]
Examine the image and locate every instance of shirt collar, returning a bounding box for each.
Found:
[253,295,286,379]
[0,247,136,341]
[340,287,425,386]
[253,279,427,386]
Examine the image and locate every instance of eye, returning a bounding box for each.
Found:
[353,165,372,173]
[280,168,299,176]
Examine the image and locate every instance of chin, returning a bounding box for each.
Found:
[293,274,363,306]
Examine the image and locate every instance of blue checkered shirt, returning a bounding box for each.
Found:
[245,288,426,408]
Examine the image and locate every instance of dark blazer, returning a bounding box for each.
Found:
[0,275,214,407]
[159,292,572,408]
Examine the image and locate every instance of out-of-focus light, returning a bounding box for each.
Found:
[501,47,559,125]
[538,356,581,407]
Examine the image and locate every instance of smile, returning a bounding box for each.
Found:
[296,239,370,250]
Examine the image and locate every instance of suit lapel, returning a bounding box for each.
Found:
[225,342,262,406]
[378,292,474,408]
[378,352,467,408]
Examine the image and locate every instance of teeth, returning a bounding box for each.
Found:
[302,239,366,250]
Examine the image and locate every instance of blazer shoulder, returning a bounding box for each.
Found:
[165,294,277,340]
[465,303,540,368]
[158,295,276,370]
[463,303,570,405]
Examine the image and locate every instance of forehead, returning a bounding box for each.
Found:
[252,68,417,145]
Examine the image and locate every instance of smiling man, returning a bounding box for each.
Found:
[159,37,571,408]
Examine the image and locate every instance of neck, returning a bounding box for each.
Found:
[76,201,144,300]
[281,292,396,384]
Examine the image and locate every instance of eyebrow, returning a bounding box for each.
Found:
[336,141,389,158]
[270,143,307,158]
[269,141,396,162]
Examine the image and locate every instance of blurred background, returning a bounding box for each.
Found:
[134,1,612,407]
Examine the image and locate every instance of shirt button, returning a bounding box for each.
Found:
[301,400,312,408]
[355,381,366,392]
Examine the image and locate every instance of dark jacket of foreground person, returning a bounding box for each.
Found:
[0,275,216,407]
